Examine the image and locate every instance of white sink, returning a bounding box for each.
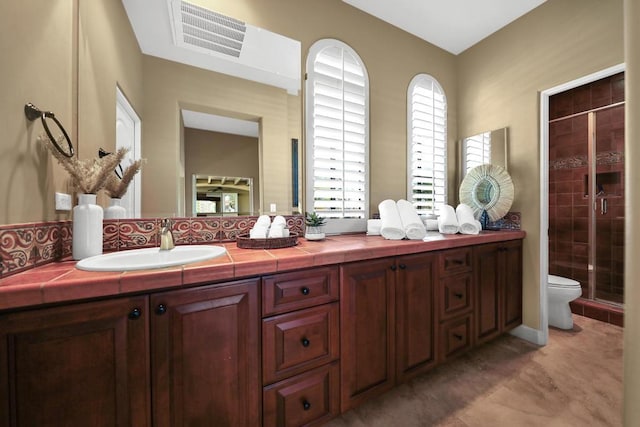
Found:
[76,245,227,272]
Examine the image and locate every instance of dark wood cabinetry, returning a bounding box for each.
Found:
[0,237,523,427]
[0,296,150,427]
[262,267,340,426]
[151,279,260,427]
[474,240,523,345]
[340,252,438,410]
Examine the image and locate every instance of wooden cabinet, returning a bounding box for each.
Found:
[0,296,150,427]
[262,267,340,427]
[473,240,523,345]
[340,252,438,409]
[151,279,260,427]
[437,248,474,361]
[395,252,438,382]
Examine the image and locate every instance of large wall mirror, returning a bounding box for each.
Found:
[456,127,509,195]
[74,0,302,220]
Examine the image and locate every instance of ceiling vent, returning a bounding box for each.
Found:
[170,1,247,58]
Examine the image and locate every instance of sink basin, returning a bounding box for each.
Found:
[76,245,227,272]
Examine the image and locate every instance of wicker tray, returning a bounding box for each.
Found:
[236,233,299,249]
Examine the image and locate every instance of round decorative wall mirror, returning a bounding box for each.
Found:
[459,164,514,222]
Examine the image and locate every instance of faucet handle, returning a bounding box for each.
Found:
[160,218,172,229]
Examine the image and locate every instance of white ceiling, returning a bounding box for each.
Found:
[342,0,548,54]
[182,110,259,138]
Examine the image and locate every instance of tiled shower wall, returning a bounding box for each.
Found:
[548,72,625,303]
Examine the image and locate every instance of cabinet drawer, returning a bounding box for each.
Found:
[263,362,340,427]
[439,248,472,276]
[439,315,472,361]
[439,273,473,321]
[263,267,339,316]
[263,303,339,384]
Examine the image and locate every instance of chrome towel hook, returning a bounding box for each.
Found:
[24,102,75,158]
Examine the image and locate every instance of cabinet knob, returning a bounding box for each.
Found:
[399,264,406,270]
[453,333,464,341]
[390,265,397,271]
[300,287,310,296]
[155,304,167,315]
[128,307,142,320]
[302,400,311,411]
[301,337,310,347]
[454,292,464,299]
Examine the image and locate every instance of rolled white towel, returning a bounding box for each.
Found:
[272,215,286,227]
[438,205,459,234]
[424,219,439,231]
[396,199,426,240]
[378,199,406,240]
[367,219,382,236]
[250,224,269,238]
[256,215,271,227]
[268,223,285,238]
[456,204,481,235]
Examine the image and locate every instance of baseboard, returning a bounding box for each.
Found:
[509,324,547,345]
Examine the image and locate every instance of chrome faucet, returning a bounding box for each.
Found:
[159,218,175,250]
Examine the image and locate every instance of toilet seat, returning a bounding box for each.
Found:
[548,274,580,288]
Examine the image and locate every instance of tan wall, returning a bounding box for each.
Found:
[207,0,458,215]
[624,0,640,423]
[0,0,75,225]
[184,129,260,216]
[458,0,624,329]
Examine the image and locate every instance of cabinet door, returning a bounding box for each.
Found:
[396,252,437,382]
[340,258,396,411]
[0,296,150,427]
[473,243,501,344]
[151,279,260,427]
[502,240,523,331]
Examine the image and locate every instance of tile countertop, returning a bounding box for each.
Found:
[0,230,525,312]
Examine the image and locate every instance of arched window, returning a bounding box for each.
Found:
[407,74,447,215]
[306,39,369,232]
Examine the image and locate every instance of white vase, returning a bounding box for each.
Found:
[72,193,103,260]
[104,198,126,219]
[304,225,326,241]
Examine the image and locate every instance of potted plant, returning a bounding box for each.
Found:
[304,211,326,240]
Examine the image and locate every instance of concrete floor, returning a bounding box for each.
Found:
[327,315,623,426]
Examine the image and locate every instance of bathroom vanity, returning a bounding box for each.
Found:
[0,231,523,426]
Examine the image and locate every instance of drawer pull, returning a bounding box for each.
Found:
[453,292,464,299]
[452,259,465,265]
[453,333,464,341]
[300,286,310,296]
[301,337,310,347]
[128,307,142,320]
[302,400,311,411]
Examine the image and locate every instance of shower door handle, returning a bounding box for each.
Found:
[601,198,607,215]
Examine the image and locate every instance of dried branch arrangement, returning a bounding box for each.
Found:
[104,158,144,199]
[39,134,127,194]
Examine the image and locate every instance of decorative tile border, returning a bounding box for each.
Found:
[0,215,305,279]
[486,212,521,231]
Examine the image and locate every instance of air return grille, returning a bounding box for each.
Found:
[172,1,246,57]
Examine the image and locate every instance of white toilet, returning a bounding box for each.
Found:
[548,274,582,329]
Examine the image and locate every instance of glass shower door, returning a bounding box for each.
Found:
[592,105,625,304]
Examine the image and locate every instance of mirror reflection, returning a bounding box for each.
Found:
[192,175,253,217]
[458,127,509,183]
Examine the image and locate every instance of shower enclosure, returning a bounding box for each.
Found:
[548,72,625,305]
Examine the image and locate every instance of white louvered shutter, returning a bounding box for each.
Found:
[408,75,447,215]
[307,41,368,224]
[463,131,491,175]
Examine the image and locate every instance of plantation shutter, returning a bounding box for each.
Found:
[308,43,368,220]
[463,131,491,175]
[408,76,447,215]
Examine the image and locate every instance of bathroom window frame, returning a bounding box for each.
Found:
[305,38,370,234]
[406,74,447,216]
